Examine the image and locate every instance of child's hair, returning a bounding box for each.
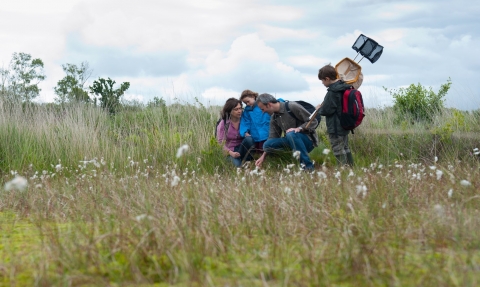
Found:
[221,97,242,120]
[318,64,337,80]
[240,89,259,101]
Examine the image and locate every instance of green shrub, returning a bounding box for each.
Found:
[385,78,451,123]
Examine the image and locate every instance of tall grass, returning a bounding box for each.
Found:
[0,101,228,174]
[1,101,478,173]
[0,100,479,286]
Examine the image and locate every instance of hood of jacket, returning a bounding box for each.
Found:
[328,80,351,93]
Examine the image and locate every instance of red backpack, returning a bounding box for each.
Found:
[339,87,365,133]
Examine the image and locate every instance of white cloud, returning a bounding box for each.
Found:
[450,35,472,49]
[64,0,303,55]
[377,3,426,20]
[2,0,79,14]
[287,55,330,68]
[194,33,308,93]
[123,93,144,102]
[258,25,317,41]
[201,87,239,103]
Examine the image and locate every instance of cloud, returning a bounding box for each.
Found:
[193,34,309,93]
[286,55,330,69]
[63,34,188,77]
[201,87,240,103]
[64,0,304,55]
[257,25,317,41]
[123,93,144,103]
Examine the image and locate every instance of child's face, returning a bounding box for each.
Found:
[320,77,335,87]
[242,96,256,107]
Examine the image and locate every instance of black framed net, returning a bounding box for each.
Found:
[352,34,383,64]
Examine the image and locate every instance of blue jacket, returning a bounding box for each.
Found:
[239,103,270,142]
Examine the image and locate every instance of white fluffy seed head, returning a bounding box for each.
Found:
[460,180,471,186]
[293,151,300,160]
[4,176,28,192]
[176,144,189,158]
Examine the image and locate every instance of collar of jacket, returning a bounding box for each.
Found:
[244,104,255,112]
[275,101,286,115]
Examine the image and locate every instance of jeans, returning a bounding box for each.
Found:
[263,132,314,169]
[229,136,255,167]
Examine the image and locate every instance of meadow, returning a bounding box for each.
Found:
[0,100,479,286]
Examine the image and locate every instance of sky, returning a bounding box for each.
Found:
[0,0,479,109]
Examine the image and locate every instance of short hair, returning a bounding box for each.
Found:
[256,93,278,105]
[221,97,242,120]
[318,64,337,80]
[240,89,258,101]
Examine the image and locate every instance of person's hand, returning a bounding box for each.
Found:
[245,132,251,137]
[316,104,321,110]
[229,150,241,158]
[255,152,266,167]
[286,127,302,133]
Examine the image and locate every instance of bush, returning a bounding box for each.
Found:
[385,78,451,122]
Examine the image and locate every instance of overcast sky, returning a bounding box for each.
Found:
[1,0,479,109]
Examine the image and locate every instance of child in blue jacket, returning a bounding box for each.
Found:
[239,90,271,152]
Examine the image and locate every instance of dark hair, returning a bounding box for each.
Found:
[240,89,258,101]
[318,64,337,80]
[256,93,278,105]
[221,97,242,120]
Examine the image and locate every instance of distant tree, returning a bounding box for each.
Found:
[89,77,130,115]
[54,62,92,104]
[147,96,166,108]
[0,52,46,102]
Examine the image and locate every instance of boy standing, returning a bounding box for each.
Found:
[317,64,354,166]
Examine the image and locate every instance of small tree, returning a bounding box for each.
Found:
[147,96,166,108]
[89,77,130,115]
[54,62,92,104]
[0,52,46,102]
[385,78,451,122]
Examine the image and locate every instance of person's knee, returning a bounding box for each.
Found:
[263,139,274,148]
[231,157,242,167]
[330,140,345,155]
[263,140,279,153]
[285,132,298,146]
[244,136,254,146]
[285,132,296,140]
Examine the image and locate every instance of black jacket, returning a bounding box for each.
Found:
[318,80,351,136]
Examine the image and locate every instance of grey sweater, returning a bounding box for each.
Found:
[269,101,319,146]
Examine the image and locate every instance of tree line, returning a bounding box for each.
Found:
[0,52,130,114]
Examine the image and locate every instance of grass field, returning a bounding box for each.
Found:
[0,101,479,286]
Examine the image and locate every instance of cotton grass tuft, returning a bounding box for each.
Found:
[460,180,471,186]
[4,175,28,192]
[293,150,300,160]
[171,176,180,187]
[176,144,189,158]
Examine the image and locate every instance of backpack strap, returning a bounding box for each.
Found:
[285,101,301,125]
